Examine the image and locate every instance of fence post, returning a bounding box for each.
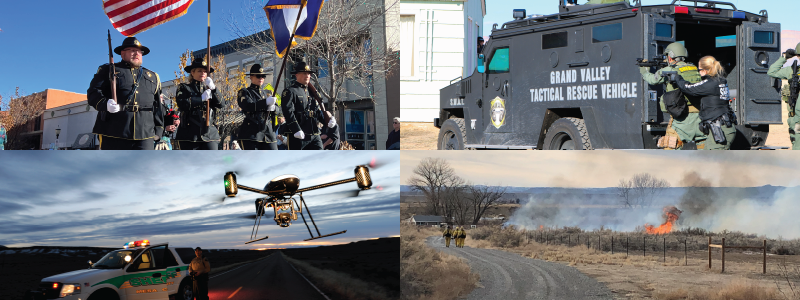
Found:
[763,239,767,274]
[721,238,725,273]
[684,239,687,266]
[644,237,646,257]
[569,235,571,247]
[598,235,601,251]
[663,237,666,263]
[626,236,629,258]
[708,236,712,269]
[612,236,614,254]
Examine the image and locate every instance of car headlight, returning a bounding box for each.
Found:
[60,283,81,298]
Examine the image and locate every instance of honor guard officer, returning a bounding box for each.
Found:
[175,58,224,150]
[188,247,210,300]
[237,64,279,150]
[768,42,800,150]
[88,37,165,150]
[281,61,337,150]
[640,42,704,149]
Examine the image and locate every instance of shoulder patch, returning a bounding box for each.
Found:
[282,90,290,97]
[679,66,698,72]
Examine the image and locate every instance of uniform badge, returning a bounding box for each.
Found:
[304,65,310,71]
[147,72,152,78]
[134,40,141,46]
[490,97,506,129]
[259,68,264,73]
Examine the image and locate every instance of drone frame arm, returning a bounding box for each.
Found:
[237,184,273,196]
[296,177,357,193]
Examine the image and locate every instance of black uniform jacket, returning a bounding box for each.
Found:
[88,61,164,140]
[675,75,731,121]
[175,80,223,142]
[280,81,326,138]
[323,124,340,150]
[237,84,277,143]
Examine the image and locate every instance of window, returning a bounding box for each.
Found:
[592,23,622,43]
[754,31,774,44]
[655,23,672,38]
[542,32,568,49]
[400,15,415,77]
[487,48,510,73]
[715,35,736,48]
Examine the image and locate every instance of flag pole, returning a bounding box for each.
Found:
[206,0,211,126]
[271,0,309,96]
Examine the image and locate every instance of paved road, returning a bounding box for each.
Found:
[207,252,328,300]
[427,236,612,300]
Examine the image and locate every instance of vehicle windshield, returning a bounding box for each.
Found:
[92,249,142,269]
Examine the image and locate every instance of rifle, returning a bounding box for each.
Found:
[790,60,799,118]
[307,82,331,125]
[636,56,669,69]
[205,0,211,127]
[105,30,117,121]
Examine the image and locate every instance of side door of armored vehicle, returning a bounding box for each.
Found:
[124,245,171,299]
[482,39,514,140]
[642,12,676,127]
[737,21,782,128]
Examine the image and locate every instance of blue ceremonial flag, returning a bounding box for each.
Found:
[264,0,325,58]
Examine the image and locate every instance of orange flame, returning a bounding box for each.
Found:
[645,206,682,235]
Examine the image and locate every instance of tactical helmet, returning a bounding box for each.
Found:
[795,42,800,55]
[664,42,688,59]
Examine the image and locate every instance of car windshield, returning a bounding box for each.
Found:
[92,249,141,269]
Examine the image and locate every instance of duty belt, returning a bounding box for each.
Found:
[122,105,153,112]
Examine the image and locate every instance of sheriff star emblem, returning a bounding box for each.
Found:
[490,97,506,129]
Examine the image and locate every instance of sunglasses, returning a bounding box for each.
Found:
[254,75,267,79]
[393,122,399,124]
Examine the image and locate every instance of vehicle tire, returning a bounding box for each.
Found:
[177,278,193,300]
[543,117,593,150]
[437,118,467,150]
[87,288,120,300]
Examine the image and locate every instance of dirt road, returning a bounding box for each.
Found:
[426,236,612,300]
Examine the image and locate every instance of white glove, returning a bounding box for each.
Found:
[201,90,212,101]
[294,131,305,140]
[204,77,215,90]
[327,118,337,128]
[265,96,276,111]
[107,99,121,113]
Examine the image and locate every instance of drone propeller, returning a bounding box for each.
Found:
[361,157,387,170]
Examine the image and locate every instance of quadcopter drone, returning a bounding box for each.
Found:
[224,165,372,244]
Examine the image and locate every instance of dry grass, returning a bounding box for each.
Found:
[400,123,437,150]
[284,253,392,300]
[654,281,782,300]
[400,223,479,300]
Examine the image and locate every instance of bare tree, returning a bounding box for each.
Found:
[407,157,462,218]
[617,178,633,208]
[0,88,46,150]
[467,185,508,225]
[443,183,469,226]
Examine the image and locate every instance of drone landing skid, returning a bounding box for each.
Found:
[245,236,270,244]
[304,230,347,241]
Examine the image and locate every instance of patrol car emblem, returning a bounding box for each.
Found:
[490,97,506,129]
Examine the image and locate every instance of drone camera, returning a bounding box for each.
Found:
[354,166,372,190]
[224,172,238,197]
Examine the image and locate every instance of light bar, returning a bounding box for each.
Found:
[674,6,689,14]
[123,240,150,249]
[695,8,720,14]
[732,11,746,19]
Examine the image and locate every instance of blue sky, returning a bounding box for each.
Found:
[0,151,400,249]
[0,1,272,98]
[482,0,800,38]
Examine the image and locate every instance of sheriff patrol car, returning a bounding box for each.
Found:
[436,0,783,149]
[25,240,196,300]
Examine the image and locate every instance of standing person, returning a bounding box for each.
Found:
[321,111,340,150]
[673,56,737,150]
[88,37,164,150]
[442,225,453,248]
[640,42,704,149]
[461,226,468,248]
[237,64,279,150]
[386,117,400,150]
[188,247,210,300]
[280,61,336,150]
[477,37,484,54]
[175,58,223,150]
[768,42,800,150]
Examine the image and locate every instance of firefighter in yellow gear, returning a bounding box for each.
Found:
[443,225,453,247]
[459,226,468,248]
[452,227,461,248]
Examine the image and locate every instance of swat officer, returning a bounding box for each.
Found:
[175,58,223,150]
[281,61,337,150]
[442,225,453,248]
[767,42,800,150]
[188,247,210,300]
[640,42,704,149]
[88,37,165,150]
[237,64,279,150]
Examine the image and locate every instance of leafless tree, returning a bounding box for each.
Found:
[467,185,508,225]
[617,178,633,208]
[443,183,468,226]
[407,157,463,217]
[0,88,46,150]
[617,173,670,208]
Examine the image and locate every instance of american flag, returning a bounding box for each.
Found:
[103,0,195,37]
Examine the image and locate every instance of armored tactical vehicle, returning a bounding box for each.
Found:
[436,0,783,149]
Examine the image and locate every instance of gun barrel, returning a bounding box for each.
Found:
[107,30,117,103]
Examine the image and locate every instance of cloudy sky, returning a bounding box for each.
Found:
[401,151,800,188]
[0,151,399,249]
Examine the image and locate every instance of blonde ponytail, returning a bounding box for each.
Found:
[698,56,726,78]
